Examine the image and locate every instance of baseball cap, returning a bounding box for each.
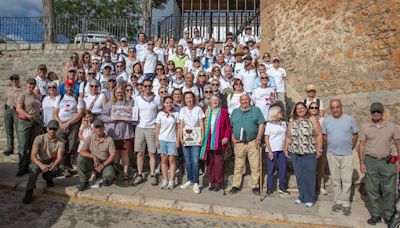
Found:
[272,57,280,61]
[306,84,316,92]
[64,79,74,86]
[245,26,252,30]
[193,28,199,32]
[120,37,127,42]
[193,57,201,62]
[103,63,112,69]
[108,75,116,81]
[27,78,36,84]
[68,67,76,72]
[47,120,59,129]
[38,64,47,70]
[246,38,255,43]
[9,74,19,80]
[370,102,384,113]
[89,79,99,86]
[93,119,104,128]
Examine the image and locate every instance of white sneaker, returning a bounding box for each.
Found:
[305,202,314,207]
[166,180,174,190]
[192,183,200,194]
[180,181,192,189]
[320,188,328,195]
[294,198,302,205]
[160,180,168,189]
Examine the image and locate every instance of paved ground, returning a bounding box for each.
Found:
[0,190,302,228]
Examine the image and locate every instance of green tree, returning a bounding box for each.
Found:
[55,0,142,42]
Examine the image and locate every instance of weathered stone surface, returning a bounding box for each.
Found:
[261,0,400,124]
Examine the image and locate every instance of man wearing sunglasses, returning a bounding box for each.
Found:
[359,102,400,226]
[322,99,358,216]
[22,120,64,204]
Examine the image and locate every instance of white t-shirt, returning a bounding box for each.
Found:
[154,47,165,65]
[135,95,163,128]
[42,95,61,127]
[116,71,129,85]
[178,38,188,50]
[237,69,257,93]
[182,85,200,98]
[251,87,276,121]
[83,93,104,114]
[264,121,287,152]
[57,95,84,122]
[140,51,158,74]
[192,36,204,57]
[166,48,176,61]
[155,111,179,142]
[227,91,247,115]
[135,43,147,60]
[35,76,49,96]
[179,106,205,128]
[267,67,287,93]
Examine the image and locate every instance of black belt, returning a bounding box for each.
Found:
[366,154,386,160]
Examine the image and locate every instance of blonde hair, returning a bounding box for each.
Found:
[111,85,126,104]
[268,106,282,122]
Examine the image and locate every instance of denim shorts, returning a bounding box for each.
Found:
[158,140,177,156]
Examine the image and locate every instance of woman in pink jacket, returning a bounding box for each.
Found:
[201,95,231,192]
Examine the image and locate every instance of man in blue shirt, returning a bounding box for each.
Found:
[322,99,358,216]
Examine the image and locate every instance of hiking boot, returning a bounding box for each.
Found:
[331,203,343,212]
[77,181,89,191]
[3,149,13,156]
[367,216,381,225]
[229,187,240,194]
[22,190,34,204]
[342,207,351,216]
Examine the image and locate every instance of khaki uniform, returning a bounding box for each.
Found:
[77,135,117,183]
[360,121,400,221]
[26,134,64,191]
[4,86,22,152]
[16,91,42,172]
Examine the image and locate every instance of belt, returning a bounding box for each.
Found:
[366,154,386,160]
[236,139,256,144]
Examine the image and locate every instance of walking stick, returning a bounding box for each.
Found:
[259,144,264,201]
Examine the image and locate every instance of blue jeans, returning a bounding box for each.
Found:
[266,151,287,189]
[291,152,317,203]
[182,146,200,184]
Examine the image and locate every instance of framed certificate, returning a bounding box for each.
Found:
[182,127,201,146]
[111,105,132,121]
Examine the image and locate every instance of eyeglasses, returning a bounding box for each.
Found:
[205,91,212,93]
[90,85,98,88]
[156,68,164,71]
[211,83,219,86]
[309,107,319,110]
[260,77,269,80]
[143,85,152,88]
[371,110,382,114]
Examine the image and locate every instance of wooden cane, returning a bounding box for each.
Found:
[259,144,264,201]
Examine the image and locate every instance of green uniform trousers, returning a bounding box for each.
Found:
[26,160,56,191]
[4,106,18,151]
[77,156,115,183]
[17,118,41,171]
[364,155,397,220]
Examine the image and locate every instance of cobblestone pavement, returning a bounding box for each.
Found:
[0,190,303,228]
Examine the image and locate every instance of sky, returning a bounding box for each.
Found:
[0,0,174,20]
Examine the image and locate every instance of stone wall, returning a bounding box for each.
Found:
[0,43,92,146]
[260,0,400,124]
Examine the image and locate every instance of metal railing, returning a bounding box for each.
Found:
[0,16,129,43]
[155,11,260,43]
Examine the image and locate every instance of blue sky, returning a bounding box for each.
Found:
[0,0,174,20]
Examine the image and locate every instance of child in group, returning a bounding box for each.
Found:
[78,111,95,181]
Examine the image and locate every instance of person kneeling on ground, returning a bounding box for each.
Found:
[23,120,64,204]
[77,119,117,191]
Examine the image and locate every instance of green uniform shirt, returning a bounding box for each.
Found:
[230,106,265,141]
[173,55,189,70]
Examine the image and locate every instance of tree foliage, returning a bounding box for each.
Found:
[55,0,142,41]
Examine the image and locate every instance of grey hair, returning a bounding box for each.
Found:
[268,106,282,122]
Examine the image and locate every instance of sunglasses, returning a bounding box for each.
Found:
[199,74,206,77]
[159,78,167,81]
[11,78,19,81]
[143,85,152,88]
[116,65,123,68]
[48,128,58,131]
[156,68,164,70]
[88,72,95,75]
[260,77,269,80]
[126,89,133,92]
[234,83,243,86]
[160,91,167,94]
[48,86,57,89]
[148,43,154,45]
[90,85,98,88]
[205,91,212,93]
[273,60,280,63]
[168,63,174,65]
[105,67,111,70]
[371,110,382,114]
[309,107,319,110]
[211,83,219,86]
[92,62,99,65]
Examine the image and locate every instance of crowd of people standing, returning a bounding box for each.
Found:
[3,27,400,226]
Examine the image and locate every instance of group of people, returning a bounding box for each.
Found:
[3,28,400,226]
